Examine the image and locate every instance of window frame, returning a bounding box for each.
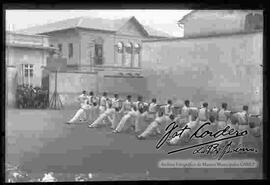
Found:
[68,43,73,59]
[94,44,103,65]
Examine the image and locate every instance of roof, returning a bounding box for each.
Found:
[17,16,173,38]
[178,10,263,24]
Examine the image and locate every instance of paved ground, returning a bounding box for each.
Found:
[6,108,263,181]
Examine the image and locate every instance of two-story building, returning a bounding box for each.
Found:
[18,16,172,104]
[19,16,171,75]
[6,31,53,106]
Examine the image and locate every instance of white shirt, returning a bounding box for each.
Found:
[198,107,209,121]
[238,111,249,125]
[120,100,132,113]
[100,96,107,107]
[164,104,174,115]
[78,94,88,107]
[181,105,190,117]
[112,98,121,109]
[148,103,158,113]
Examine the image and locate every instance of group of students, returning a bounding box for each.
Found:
[66,90,262,145]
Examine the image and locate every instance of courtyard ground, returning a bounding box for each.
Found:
[5,107,263,181]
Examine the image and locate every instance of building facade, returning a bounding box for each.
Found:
[178,10,263,37]
[6,32,52,106]
[141,10,263,114]
[18,16,172,105]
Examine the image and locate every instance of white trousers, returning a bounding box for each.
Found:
[238,124,249,145]
[169,121,197,144]
[111,112,122,129]
[99,106,106,114]
[90,113,108,127]
[115,114,132,132]
[139,121,160,138]
[68,108,85,123]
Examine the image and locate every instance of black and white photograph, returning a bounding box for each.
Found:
[5,9,263,181]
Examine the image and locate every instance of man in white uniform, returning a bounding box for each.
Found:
[217,103,231,129]
[112,105,138,133]
[77,90,88,121]
[120,95,133,115]
[163,100,174,117]
[99,92,108,114]
[66,97,91,124]
[196,102,210,144]
[111,94,122,110]
[237,105,250,145]
[147,98,158,121]
[167,100,197,145]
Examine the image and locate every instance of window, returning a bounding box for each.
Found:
[22,64,34,85]
[125,42,133,67]
[95,44,103,65]
[134,43,141,54]
[58,43,62,53]
[134,43,141,67]
[245,13,263,31]
[68,43,73,58]
[117,42,124,53]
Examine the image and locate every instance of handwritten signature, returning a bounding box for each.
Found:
[156,121,257,159]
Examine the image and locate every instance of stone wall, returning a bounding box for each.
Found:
[142,31,263,114]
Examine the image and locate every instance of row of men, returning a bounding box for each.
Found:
[16,84,49,109]
[66,91,262,145]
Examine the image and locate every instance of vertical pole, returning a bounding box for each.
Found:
[55,70,57,94]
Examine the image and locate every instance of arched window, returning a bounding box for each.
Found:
[133,43,141,67]
[125,42,133,67]
[134,43,141,54]
[125,42,133,54]
[117,42,124,53]
[245,13,263,31]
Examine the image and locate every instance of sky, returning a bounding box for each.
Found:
[5,10,192,37]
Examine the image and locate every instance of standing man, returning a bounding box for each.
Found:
[112,93,122,110]
[77,90,88,121]
[164,100,174,117]
[99,92,108,114]
[196,102,210,144]
[87,91,95,105]
[133,96,145,110]
[237,105,250,145]
[217,103,230,129]
[147,98,158,121]
[215,103,231,144]
[78,90,88,107]
[180,100,192,127]
[120,95,133,115]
